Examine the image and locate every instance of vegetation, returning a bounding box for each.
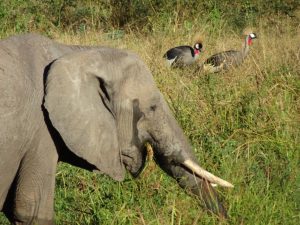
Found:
[0,0,299,224]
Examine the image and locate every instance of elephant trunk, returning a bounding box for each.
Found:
[148,101,232,216]
[149,103,233,188]
[154,155,228,218]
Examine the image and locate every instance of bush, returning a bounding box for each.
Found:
[0,0,298,35]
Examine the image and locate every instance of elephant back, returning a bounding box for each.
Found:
[0,34,70,151]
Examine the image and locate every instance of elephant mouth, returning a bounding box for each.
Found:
[130,151,147,178]
[121,145,147,178]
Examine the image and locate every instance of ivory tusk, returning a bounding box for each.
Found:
[183,159,234,188]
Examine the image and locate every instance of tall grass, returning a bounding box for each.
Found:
[0,1,299,224]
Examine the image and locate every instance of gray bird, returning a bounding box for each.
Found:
[201,33,257,73]
[163,42,203,67]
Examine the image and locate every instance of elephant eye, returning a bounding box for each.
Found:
[150,105,157,111]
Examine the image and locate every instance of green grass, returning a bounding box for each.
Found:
[1,2,300,224]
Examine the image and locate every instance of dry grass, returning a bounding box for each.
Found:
[51,16,299,224]
[0,15,299,225]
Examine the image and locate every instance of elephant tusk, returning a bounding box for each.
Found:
[182,159,234,188]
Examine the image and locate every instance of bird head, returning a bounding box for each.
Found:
[247,33,257,46]
[193,33,204,55]
[194,42,203,55]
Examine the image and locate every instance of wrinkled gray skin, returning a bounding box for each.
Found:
[0,34,226,224]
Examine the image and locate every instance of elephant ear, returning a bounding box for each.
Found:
[44,55,125,181]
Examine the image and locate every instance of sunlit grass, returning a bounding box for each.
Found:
[53,18,299,224]
[0,13,299,225]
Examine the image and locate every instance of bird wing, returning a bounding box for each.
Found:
[205,50,239,66]
[164,46,193,60]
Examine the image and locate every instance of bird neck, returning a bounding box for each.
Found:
[242,35,251,58]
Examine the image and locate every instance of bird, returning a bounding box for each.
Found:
[163,39,203,68]
[201,32,257,73]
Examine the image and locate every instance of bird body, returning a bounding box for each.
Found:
[202,33,257,73]
[163,42,203,67]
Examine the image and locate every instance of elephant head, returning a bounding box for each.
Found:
[44,48,233,216]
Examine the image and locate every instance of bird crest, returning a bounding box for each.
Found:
[192,32,204,46]
[243,27,255,36]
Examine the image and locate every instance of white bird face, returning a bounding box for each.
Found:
[249,33,257,39]
[194,43,203,51]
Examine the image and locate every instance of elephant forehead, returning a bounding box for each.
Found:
[122,76,158,99]
[70,48,132,65]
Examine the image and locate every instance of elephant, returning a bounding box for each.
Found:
[0,33,233,224]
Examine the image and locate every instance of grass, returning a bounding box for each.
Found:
[0,8,299,225]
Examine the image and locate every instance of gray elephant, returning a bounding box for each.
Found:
[0,34,233,224]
